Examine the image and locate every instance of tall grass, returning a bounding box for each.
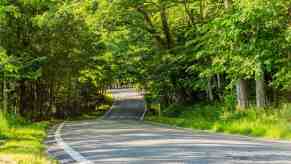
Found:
[0,112,8,139]
[0,112,56,163]
[147,103,291,140]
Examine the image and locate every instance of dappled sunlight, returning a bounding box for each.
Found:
[46,89,291,163]
[109,88,144,100]
[101,138,265,147]
[53,119,291,163]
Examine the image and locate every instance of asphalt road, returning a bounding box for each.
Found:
[103,88,146,120]
[46,88,291,164]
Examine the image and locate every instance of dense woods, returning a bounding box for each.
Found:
[0,0,114,120]
[0,0,291,119]
[94,0,291,110]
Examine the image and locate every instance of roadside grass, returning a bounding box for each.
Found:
[0,113,57,164]
[0,94,112,163]
[0,112,8,139]
[146,103,291,140]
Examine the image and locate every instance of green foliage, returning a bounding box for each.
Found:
[0,0,113,120]
[92,0,291,108]
[2,0,289,115]
[223,93,237,110]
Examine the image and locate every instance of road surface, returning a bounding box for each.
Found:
[46,88,291,164]
[103,88,146,120]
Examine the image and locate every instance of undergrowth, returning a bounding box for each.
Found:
[0,112,57,164]
[146,103,291,140]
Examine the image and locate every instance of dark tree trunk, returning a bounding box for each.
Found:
[256,64,266,108]
[236,79,249,109]
[207,77,214,101]
[2,75,8,114]
[224,0,233,9]
[136,5,166,48]
[19,80,26,117]
[160,5,174,49]
[216,74,224,101]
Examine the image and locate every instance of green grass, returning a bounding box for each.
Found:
[0,113,57,164]
[0,112,9,139]
[146,103,291,140]
[0,95,112,163]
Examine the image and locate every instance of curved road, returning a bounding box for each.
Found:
[46,88,291,164]
[103,88,146,120]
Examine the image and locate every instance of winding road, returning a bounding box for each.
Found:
[46,88,291,164]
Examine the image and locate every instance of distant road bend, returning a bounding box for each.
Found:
[104,88,146,120]
[46,88,291,164]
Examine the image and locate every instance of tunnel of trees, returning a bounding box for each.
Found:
[0,0,291,121]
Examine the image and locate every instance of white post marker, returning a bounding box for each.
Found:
[55,122,94,164]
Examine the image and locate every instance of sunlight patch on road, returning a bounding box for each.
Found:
[105,138,264,147]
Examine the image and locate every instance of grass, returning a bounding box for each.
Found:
[0,94,113,163]
[0,113,57,164]
[0,112,8,139]
[0,110,109,163]
[146,103,291,140]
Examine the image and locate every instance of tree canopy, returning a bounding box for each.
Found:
[0,0,290,119]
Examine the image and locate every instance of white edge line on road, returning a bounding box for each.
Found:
[55,122,94,164]
[140,101,147,121]
[103,103,115,118]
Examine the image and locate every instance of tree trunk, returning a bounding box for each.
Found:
[217,74,222,89]
[272,88,279,107]
[236,79,248,109]
[224,0,233,9]
[160,5,173,49]
[256,79,266,108]
[216,74,224,101]
[288,7,291,59]
[3,74,7,114]
[256,63,266,108]
[207,77,214,101]
[19,80,26,117]
[136,5,166,48]
[160,94,169,109]
[200,0,208,19]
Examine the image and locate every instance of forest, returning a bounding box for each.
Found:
[0,0,291,163]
